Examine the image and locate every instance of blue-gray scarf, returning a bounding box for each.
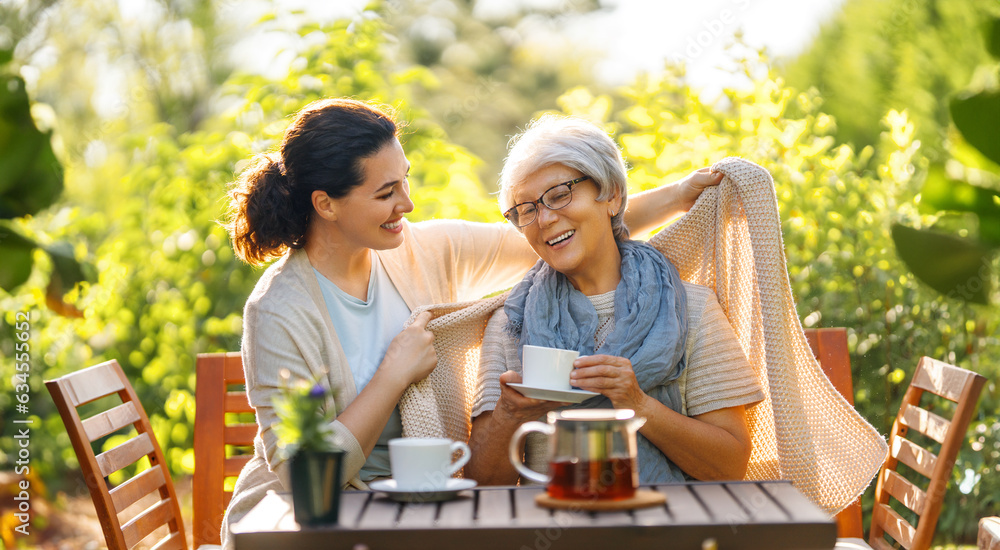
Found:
[504,239,688,482]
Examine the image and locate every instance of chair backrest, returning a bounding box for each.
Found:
[45,360,187,550]
[192,352,255,547]
[803,328,864,539]
[869,356,986,550]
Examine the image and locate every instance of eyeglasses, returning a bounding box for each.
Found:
[503,176,590,228]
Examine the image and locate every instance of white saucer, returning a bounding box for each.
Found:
[506,383,599,403]
[369,478,477,503]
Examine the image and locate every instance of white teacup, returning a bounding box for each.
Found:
[388,437,471,491]
[522,345,580,391]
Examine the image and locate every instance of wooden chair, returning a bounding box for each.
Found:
[192,352,256,547]
[866,356,986,550]
[44,360,193,550]
[804,327,865,539]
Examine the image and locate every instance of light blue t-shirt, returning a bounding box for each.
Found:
[314,253,410,481]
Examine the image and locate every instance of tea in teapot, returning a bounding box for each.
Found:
[509,409,645,500]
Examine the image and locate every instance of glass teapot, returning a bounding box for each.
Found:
[509,409,646,500]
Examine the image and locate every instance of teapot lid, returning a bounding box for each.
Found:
[547,408,637,424]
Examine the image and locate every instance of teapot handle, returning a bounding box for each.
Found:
[509,421,554,485]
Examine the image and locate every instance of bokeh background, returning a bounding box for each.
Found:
[1,0,999,547]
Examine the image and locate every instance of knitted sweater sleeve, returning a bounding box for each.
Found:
[471,309,520,417]
[242,300,367,487]
[683,287,765,417]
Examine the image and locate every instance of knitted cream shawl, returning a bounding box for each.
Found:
[399,157,888,514]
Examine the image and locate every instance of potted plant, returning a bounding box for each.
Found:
[272,369,345,526]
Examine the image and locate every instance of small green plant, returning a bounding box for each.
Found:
[272,369,341,461]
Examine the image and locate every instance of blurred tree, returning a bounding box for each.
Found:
[783,0,998,157]
[0,40,88,313]
[375,0,607,184]
[888,17,1000,304]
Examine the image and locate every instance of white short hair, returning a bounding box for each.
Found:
[499,115,629,241]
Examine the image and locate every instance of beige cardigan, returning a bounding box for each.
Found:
[221,220,536,548]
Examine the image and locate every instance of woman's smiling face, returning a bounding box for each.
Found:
[332,138,414,251]
[513,164,622,294]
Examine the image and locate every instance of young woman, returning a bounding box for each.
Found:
[220,98,721,545]
[466,115,764,485]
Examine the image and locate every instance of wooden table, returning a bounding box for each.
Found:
[231,481,836,550]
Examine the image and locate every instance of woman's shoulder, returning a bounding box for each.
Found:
[245,250,317,315]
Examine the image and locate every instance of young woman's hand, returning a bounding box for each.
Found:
[569,354,647,411]
[382,311,438,385]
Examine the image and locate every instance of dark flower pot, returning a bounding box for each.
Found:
[290,449,345,526]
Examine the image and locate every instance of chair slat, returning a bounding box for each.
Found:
[225,391,253,413]
[224,455,252,477]
[82,402,141,442]
[874,502,916,548]
[149,531,186,550]
[109,464,167,513]
[891,436,937,480]
[121,497,177,549]
[871,537,897,550]
[912,357,977,402]
[223,353,244,383]
[225,424,258,446]
[63,362,126,407]
[899,403,951,445]
[224,491,233,508]
[96,433,155,478]
[881,469,926,515]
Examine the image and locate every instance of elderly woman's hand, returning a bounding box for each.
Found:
[494,371,569,424]
[674,167,724,212]
[569,355,647,411]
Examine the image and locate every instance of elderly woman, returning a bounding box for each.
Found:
[466,115,765,484]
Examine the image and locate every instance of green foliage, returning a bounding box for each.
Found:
[784,0,998,156]
[889,16,1000,303]
[0,48,90,307]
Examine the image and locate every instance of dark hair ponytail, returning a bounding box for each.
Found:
[226,98,399,265]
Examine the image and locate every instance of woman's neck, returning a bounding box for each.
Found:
[565,239,623,296]
[304,225,373,301]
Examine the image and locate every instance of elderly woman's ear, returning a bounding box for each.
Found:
[610,193,624,217]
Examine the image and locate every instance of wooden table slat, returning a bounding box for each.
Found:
[657,484,713,524]
[727,483,791,523]
[355,495,400,529]
[759,482,831,522]
[631,486,672,526]
[476,488,513,526]
[691,483,750,524]
[397,501,439,527]
[511,486,552,527]
[435,494,476,528]
[590,510,634,526]
[337,492,371,528]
